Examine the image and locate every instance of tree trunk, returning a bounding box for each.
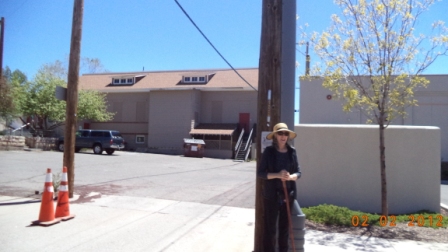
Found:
[379,122,388,216]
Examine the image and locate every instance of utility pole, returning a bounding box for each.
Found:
[64,0,84,198]
[255,0,282,251]
[0,17,5,78]
[280,0,296,129]
[255,0,296,251]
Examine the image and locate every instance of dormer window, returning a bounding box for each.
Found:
[111,75,145,86]
[181,73,214,84]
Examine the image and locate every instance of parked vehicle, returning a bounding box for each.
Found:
[58,130,125,155]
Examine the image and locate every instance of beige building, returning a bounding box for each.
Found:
[300,75,448,161]
[78,68,258,159]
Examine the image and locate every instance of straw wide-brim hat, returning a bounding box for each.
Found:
[266,123,297,140]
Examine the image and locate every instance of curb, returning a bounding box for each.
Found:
[24,148,43,152]
[441,203,448,211]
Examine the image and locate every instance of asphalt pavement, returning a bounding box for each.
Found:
[1,150,447,251]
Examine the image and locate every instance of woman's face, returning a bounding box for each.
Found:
[275,131,289,146]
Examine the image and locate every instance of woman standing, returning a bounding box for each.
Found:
[257,122,301,252]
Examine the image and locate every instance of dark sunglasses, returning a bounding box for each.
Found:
[276,131,289,136]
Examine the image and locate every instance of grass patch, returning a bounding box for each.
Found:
[302,204,448,228]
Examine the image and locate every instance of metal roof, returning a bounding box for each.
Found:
[183,138,206,144]
[189,129,235,136]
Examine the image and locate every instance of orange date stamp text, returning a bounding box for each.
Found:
[351,214,443,227]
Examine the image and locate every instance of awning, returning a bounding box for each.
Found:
[189,129,235,136]
[183,138,206,144]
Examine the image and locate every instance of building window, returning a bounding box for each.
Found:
[136,135,145,144]
[112,75,144,86]
[182,75,209,83]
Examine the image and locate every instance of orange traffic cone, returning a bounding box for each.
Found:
[55,166,75,221]
[32,168,60,226]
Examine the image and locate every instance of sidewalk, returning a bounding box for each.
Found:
[0,195,447,252]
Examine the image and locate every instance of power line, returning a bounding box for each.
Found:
[173,0,257,91]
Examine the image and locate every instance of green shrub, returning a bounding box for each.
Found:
[302,204,448,228]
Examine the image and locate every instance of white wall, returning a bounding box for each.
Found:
[294,124,440,214]
[300,75,448,161]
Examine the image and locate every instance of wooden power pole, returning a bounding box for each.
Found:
[255,0,296,251]
[64,0,84,198]
[254,0,283,251]
[0,17,5,78]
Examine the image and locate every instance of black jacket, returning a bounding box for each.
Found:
[257,145,301,201]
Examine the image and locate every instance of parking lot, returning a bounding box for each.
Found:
[2,150,448,251]
[0,150,256,208]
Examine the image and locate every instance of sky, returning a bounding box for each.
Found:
[1,0,448,124]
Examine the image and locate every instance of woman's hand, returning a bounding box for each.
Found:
[278,170,290,181]
[278,170,299,181]
[267,170,297,181]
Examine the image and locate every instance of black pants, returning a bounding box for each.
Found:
[263,197,291,252]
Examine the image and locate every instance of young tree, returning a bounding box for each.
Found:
[77,90,114,122]
[40,57,108,81]
[40,60,67,80]
[22,67,67,132]
[9,62,114,135]
[81,57,108,74]
[307,0,448,215]
[0,76,14,124]
[1,67,29,125]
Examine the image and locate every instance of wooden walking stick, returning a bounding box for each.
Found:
[282,180,296,251]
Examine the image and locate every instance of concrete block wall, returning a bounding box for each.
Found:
[294,124,440,214]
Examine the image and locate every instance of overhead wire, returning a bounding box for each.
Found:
[173,0,257,91]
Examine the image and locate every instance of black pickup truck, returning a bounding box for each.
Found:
[57,129,125,155]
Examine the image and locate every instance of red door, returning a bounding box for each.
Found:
[239,113,250,133]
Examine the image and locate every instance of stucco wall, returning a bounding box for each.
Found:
[148,90,197,154]
[85,92,149,150]
[299,75,448,161]
[201,91,257,125]
[294,124,440,214]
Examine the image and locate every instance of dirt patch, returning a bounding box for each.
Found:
[71,184,124,204]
